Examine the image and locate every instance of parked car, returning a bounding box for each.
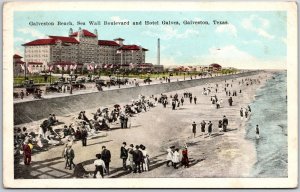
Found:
[76,77,86,83]
[45,84,60,93]
[70,81,86,89]
[144,77,152,84]
[22,79,40,94]
[95,79,107,87]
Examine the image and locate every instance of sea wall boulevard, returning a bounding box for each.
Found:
[14,70,261,125]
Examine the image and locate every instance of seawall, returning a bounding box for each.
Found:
[14,71,260,125]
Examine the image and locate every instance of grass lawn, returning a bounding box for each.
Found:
[14,75,59,85]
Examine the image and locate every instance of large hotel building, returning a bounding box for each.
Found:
[22,28,151,71]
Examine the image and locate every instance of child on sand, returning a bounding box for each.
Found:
[256,125,260,139]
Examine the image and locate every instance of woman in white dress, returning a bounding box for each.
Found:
[172,148,180,169]
[166,148,173,167]
[141,146,149,172]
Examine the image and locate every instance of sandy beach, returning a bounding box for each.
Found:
[14,71,273,179]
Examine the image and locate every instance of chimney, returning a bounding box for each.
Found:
[114,38,124,46]
[69,28,73,36]
[157,38,160,65]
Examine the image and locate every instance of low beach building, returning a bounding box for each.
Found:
[13,54,26,76]
[209,63,222,72]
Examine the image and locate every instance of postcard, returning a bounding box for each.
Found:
[3,1,298,188]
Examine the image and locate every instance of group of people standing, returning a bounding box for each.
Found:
[120,142,150,173]
[192,120,214,138]
[166,145,189,169]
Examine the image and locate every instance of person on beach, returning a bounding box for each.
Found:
[22,140,32,165]
[172,148,180,169]
[218,120,223,132]
[228,97,233,106]
[200,120,206,136]
[93,154,106,178]
[166,147,174,167]
[208,121,213,136]
[216,100,220,109]
[240,108,244,120]
[75,127,81,140]
[181,145,189,168]
[20,90,24,99]
[194,96,197,104]
[62,143,70,169]
[139,144,145,172]
[81,127,88,147]
[189,94,193,104]
[172,100,176,110]
[248,105,252,112]
[66,144,76,170]
[181,97,184,106]
[127,144,134,171]
[133,145,143,173]
[245,110,249,119]
[256,125,260,139]
[101,146,111,175]
[222,116,228,132]
[120,142,128,170]
[141,145,149,172]
[192,121,197,138]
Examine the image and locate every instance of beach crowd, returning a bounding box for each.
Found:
[14,75,263,178]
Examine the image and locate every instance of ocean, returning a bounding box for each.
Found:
[245,71,288,177]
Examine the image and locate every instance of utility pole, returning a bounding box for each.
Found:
[157,38,160,65]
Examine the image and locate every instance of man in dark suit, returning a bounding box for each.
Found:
[132,145,143,173]
[222,115,228,132]
[120,142,128,170]
[81,127,88,146]
[101,146,111,175]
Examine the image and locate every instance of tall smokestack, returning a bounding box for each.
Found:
[157,38,160,65]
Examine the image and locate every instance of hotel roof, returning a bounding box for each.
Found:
[13,54,23,58]
[118,45,148,51]
[98,40,120,46]
[114,37,124,41]
[22,39,56,46]
[49,36,79,44]
[70,29,97,37]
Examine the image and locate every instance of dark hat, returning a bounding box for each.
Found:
[135,145,140,149]
[123,142,127,145]
[130,144,134,147]
[102,146,106,149]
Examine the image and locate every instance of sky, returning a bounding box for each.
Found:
[14,11,287,69]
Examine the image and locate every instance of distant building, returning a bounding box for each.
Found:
[209,63,222,72]
[153,64,164,72]
[22,28,148,72]
[13,54,25,76]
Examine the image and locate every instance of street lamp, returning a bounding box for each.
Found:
[116,69,120,88]
[91,61,95,75]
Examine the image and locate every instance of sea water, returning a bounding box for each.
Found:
[245,71,287,177]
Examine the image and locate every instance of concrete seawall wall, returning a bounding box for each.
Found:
[14,71,260,125]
